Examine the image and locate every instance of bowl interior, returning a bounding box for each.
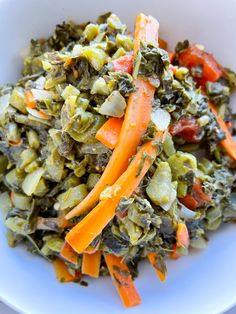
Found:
[0,0,236,313]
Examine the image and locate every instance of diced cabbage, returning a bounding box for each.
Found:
[11,192,32,210]
[22,168,45,196]
[57,184,88,210]
[87,173,101,190]
[27,130,40,150]
[5,168,25,189]
[168,151,197,180]
[31,89,55,101]
[91,77,110,95]
[61,84,80,100]
[83,24,99,41]
[116,34,133,51]
[0,192,12,218]
[107,14,125,30]
[7,122,21,144]
[0,94,10,126]
[81,46,108,71]
[18,148,37,169]
[99,90,126,117]
[146,162,176,211]
[10,88,26,113]
[163,133,176,157]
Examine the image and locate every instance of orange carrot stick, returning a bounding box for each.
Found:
[83,241,100,254]
[95,117,123,149]
[83,246,98,254]
[147,253,166,282]
[158,38,167,50]
[82,251,101,278]
[168,52,175,63]
[134,14,159,52]
[104,254,141,308]
[58,211,74,229]
[169,244,181,260]
[66,131,166,253]
[25,90,37,109]
[53,258,78,282]
[225,121,232,130]
[170,223,189,260]
[176,222,189,249]
[66,14,159,220]
[209,102,236,160]
[133,14,148,53]
[26,108,50,120]
[60,242,77,265]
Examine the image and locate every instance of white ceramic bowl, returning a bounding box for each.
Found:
[0,0,236,313]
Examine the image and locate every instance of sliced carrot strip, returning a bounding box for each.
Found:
[158,38,167,50]
[60,242,77,265]
[83,241,100,254]
[83,246,98,254]
[209,102,236,160]
[168,52,175,63]
[169,64,177,75]
[169,244,181,260]
[225,121,232,130]
[82,251,101,278]
[95,118,123,149]
[170,223,189,260]
[133,14,148,53]
[53,258,78,282]
[66,14,159,220]
[27,108,51,120]
[176,223,189,249]
[25,90,37,109]
[104,254,141,308]
[147,252,166,282]
[66,131,166,254]
[145,15,160,48]
[58,211,74,229]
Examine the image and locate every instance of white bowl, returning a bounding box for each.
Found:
[0,0,236,313]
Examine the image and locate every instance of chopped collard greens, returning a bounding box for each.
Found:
[1,12,236,308]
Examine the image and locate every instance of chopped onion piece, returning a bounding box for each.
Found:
[178,200,197,219]
[31,89,54,101]
[151,108,171,131]
[71,44,83,57]
[22,168,45,196]
[34,76,46,90]
[99,91,126,118]
[27,108,51,120]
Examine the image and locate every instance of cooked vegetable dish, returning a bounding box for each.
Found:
[1,12,236,307]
